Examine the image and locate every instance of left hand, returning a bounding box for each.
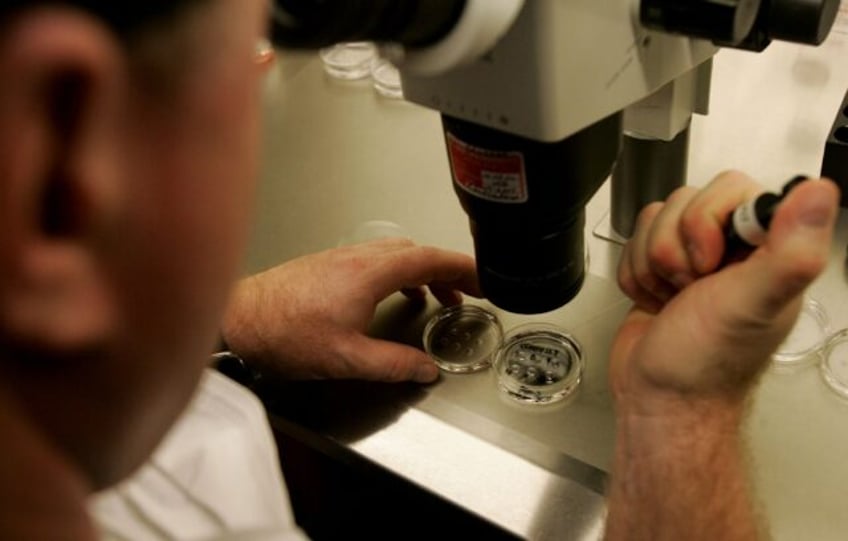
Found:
[220,238,482,383]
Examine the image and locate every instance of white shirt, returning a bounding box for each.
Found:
[89,370,308,541]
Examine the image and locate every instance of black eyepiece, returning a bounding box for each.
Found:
[271,0,467,49]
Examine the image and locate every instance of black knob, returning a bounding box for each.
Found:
[641,0,763,45]
[766,0,841,45]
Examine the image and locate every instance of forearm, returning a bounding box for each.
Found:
[605,400,766,541]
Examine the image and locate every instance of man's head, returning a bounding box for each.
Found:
[0,0,268,488]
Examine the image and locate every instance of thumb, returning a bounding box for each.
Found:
[343,334,440,383]
[720,179,839,320]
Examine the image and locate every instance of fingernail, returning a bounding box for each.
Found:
[798,186,835,228]
[414,363,440,383]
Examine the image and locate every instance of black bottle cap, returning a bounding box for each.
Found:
[766,0,841,45]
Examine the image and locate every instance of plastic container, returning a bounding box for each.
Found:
[319,42,377,80]
[423,307,584,405]
[422,305,504,374]
[493,323,584,405]
[820,328,848,399]
[772,296,831,369]
[370,58,403,99]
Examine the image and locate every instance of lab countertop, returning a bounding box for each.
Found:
[250,11,848,540]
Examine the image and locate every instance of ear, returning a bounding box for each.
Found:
[0,8,130,354]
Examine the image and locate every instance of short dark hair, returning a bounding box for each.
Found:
[1,1,205,36]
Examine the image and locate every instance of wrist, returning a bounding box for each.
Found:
[607,397,762,541]
[219,275,264,362]
[615,392,747,458]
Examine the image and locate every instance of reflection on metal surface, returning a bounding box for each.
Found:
[263,380,608,539]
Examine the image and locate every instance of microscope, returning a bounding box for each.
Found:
[271,0,841,314]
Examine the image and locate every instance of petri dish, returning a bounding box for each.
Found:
[772,296,831,369]
[319,42,376,80]
[423,305,503,373]
[371,58,403,99]
[337,220,409,247]
[820,328,848,400]
[493,323,584,405]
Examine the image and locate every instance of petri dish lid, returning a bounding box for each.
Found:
[493,323,584,405]
[423,305,503,373]
[318,42,376,80]
[371,59,403,99]
[772,296,831,368]
[820,328,848,400]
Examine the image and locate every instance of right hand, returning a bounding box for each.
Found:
[611,171,840,415]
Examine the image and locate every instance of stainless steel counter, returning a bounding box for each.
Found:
[251,9,848,539]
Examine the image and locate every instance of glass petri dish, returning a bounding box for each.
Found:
[820,328,848,400]
[493,323,584,405]
[319,42,376,80]
[371,58,403,99]
[337,220,409,247]
[423,305,504,373]
[772,296,831,369]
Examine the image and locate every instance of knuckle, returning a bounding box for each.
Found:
[636,201,664,227]
[710,169,749,188]
[665,185,697,205]
[618,261,649,303]
[415,245,440,261]
[617,264,636,296]
[633,265,659,292]
[710,169,766,200]
[618,275,641,303]
[382,358,412,382]
[647,239,683,276]
[680,203,708,238]
[786,252,828,284]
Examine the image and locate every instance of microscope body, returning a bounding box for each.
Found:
[271,0,840,314]
[396,0,715,313]
[400,0,716,143]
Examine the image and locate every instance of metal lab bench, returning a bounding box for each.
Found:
[248,10,848,539]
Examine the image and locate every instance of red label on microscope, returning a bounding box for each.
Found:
[446,134,528,203]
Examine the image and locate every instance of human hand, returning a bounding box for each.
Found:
[612,171,840,416]
[220,238,481,384]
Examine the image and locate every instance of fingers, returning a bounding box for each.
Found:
[338,237,482,301]
[400,286,427,302]
[426,283,464,306]
[678,171,765,274]
[400,282,464,307]
[619,203,668,312]
[367,244,483,301]
[646,186,699,288]
[341,333,440,383]
[718,179,839,321]
[619,171,767,309]
[619,188,699,311]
